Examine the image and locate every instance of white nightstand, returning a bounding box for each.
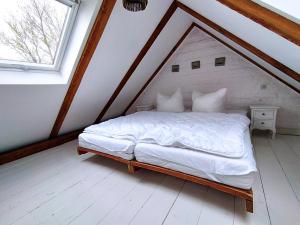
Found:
[250,105,279,139]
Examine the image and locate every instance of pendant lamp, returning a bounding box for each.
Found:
[123,0,148,12]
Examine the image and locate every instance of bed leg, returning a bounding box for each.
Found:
[246,199,253,213]
[77,149,87,155]
[128,164,135,174]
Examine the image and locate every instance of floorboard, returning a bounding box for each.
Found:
[162,182,207,225]
[0,157,116,225]
[99,172,165,225]
[68,171,146,225]
[196,188,234,225]
[253,136,300,225]
[14,166,116,225]
[0,135,299,225]
[269,136,300,202]
[40,167,130,225]
[234,172,270,225]
[281,135,300,158]
[0,142,81,203]
[128,176,184,225]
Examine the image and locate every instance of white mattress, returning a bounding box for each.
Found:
[134,130,257,189]
[84,111,250,158]
[78,133,135,160]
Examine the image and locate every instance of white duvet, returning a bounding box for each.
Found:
[84,111,250,158]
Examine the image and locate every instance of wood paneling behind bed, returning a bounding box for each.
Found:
[129,26,300,130]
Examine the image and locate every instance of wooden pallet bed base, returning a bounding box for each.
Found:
[130,161,253,213]
[77,146,253,212]
[77,147,135,173]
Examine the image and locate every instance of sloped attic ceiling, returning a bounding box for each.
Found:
[0,0,299,157]
[100,0,300,122]
[127,26,300,130]
[56,1,299,134]
[58,1,193,134]
[177,0,300,88]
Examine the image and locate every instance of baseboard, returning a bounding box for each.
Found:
[0,129,83,165]
[277,128,300,136]
[0,115,120,166]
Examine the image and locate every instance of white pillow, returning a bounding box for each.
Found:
[192,88,227,113]
[156,89,185,112]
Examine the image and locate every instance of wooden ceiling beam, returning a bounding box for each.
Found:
[192,23,299,94]
[94,1,178,123]
[50,0,117,138]
[176,1,300,83]
[217,0,300,46]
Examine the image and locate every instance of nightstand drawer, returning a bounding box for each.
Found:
[253,120,273,129]
[253,110,274,120]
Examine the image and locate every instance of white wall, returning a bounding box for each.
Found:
[103,9,192,119]
[0,0,100,152]
[131,27,300,129]
[60,0,184,134]
[0,85,66,152]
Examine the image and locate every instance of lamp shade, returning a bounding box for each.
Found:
[123,0,148,12]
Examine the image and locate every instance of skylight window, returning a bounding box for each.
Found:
[0,0,79,71]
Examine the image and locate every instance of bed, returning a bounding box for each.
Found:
[134,129,255,189]
[79,133,135,160]
[77,110,257,212]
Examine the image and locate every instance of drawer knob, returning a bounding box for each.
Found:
[262,113,265,116]
[261,122,265,125]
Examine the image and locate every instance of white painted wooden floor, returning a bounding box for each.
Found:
[0,134,300,225]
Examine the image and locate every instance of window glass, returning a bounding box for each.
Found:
[0,0,74,69]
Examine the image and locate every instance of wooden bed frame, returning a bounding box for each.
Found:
[78,146,253,213]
